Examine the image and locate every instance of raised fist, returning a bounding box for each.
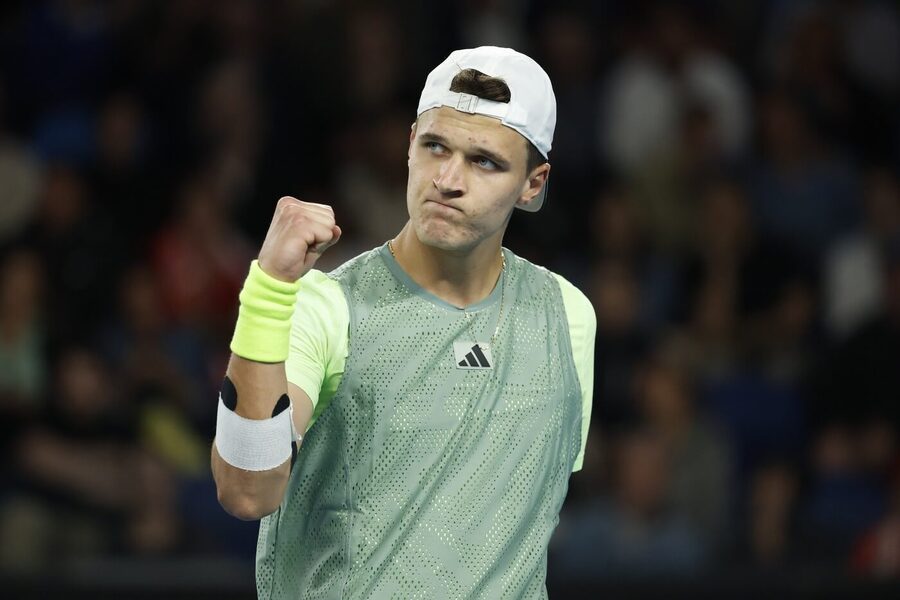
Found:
[257,197,342,282]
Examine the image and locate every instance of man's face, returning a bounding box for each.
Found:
[406,107,547,253]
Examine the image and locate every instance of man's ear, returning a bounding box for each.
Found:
[517,163,551,209]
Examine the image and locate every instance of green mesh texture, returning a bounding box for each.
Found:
[257,244,583,599]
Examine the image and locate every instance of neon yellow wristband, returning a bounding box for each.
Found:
[229,260,301,363]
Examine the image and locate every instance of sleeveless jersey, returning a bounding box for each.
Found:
[257,244,583,599]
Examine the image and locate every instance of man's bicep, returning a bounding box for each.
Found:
[288,382,314,441]
[552,273,597,474]
[285,269,346,407]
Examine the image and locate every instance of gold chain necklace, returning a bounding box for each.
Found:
[388,239,506,347]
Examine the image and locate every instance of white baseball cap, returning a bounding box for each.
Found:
[416,46,556,212]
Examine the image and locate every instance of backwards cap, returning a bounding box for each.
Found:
[416,46,556,212]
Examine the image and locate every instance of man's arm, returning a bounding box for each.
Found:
[211,196,340,521]
[552,272,597,473]
[211,358,315,520]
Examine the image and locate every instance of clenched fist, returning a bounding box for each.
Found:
[257,197,342,282]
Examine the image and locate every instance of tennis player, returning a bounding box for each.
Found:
[211,46,596,598]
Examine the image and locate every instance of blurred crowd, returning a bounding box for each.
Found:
[1,0,899,588]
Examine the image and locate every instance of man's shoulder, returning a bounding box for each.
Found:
[324,244,387,282]
[295,245,382,304]
[549,272,592,311]
[298,268,341,294]
[551,272,596,334]
[505,249,594,317]
[294,268,346,318]
[506,250,597,326]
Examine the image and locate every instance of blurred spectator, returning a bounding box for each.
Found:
[740,460,802,571]
[333,109,410,250]
[837,0,900,100]
[627,102,721,256]
[0,249,46,415]
[98,263,211,432]
[9,0,112,119]
[764,1,895,159]
[342,5,413,115]
[702,370,807,488]
[677,179,812,385]
[591,184,679,330]
[89,91,162,246]
[851,462,900,577]
[536,9,601,214]
[676,180,753,377]
[150,171,253,335]
[457,0,526,49]
[0,83,42,244]
[800,423,890,563]
[746,88,860,266]
[824,167,900,339]
[770,5,854,143]
[1,347,179,571]
[10,1,112,166]
[0,247,47,511]
[28,163,126,345]
[600,3,749,175]
[194,57,267,211]
[746,275,818,385]
[814,239,900,430]
[635,345,734,552]
[589,256,649,428]
[675,277,741,382]
[698,255,812,484]
[550,427,707,579]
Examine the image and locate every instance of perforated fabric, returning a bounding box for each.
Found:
[257,243,583,599]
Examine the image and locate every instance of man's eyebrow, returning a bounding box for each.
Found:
[419,132,511,169]
[419,132,449,146]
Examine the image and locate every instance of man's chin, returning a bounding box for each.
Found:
[412,223,472,253]
[418,235,461,252]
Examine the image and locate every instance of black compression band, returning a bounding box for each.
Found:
[221,375,290,417]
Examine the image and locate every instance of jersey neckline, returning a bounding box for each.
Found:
[378,241,508,313]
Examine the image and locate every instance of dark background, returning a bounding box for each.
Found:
[1,0,900,597]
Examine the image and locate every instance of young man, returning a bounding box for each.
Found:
[212,46,596,599]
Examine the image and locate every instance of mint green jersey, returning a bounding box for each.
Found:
[257,243,595,599]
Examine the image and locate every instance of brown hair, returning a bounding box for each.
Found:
[449,68,546,173]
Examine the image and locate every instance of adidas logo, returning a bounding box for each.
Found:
[453,341,493,369]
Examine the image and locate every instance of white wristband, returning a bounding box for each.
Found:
[214,394,293,471]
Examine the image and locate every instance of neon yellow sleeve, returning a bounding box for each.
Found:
[285,269,349,431]
[552,273,597,473]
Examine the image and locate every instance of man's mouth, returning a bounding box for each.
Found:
[426,199,461,212]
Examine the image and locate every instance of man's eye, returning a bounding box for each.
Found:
[474,156,498,170]
[425,141,446,153]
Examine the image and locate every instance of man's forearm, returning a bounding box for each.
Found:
[211,354,291,520]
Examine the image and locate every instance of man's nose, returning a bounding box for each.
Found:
[433,154,466,197]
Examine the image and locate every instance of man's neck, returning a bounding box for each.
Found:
[391,224,505,309]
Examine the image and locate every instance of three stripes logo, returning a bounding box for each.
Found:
[453,341,493,370]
